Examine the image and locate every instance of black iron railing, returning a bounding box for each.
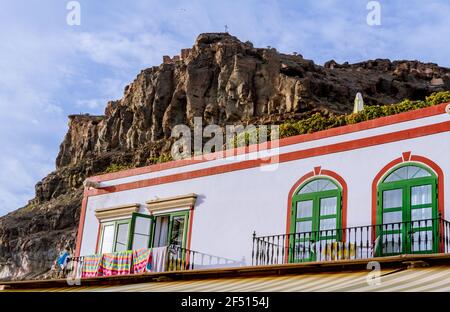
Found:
[252,218,450,266]
[64,245,243,279]
[167,244,244,271]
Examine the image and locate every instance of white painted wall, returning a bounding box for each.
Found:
[79,112,450,266]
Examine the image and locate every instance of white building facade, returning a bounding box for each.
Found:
[75,102,450,267]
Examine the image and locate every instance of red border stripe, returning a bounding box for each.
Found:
[90,103,449,183]
[87,120,450,197]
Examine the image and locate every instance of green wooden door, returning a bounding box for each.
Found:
[290,178,342,262]
[377,164,438,256]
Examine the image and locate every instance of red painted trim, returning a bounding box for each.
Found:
[284,169,348,262]
[371,155,445,246]
[89,102,449,183]
[95,223,101,254]
[75,189,89,257]
[90,158,205,183]
[187,206,195,251]
[87,121,450,197]
[314,166,322,175]
[402,151,411,162]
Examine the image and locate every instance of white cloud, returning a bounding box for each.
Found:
[74,32,183,70]
[74,78,125,113]
[76,99,103,110]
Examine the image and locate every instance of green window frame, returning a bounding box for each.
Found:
[151,210,190,249]
[376,163,439,256]
[290,177,343,262]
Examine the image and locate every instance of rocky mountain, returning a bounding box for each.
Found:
[1,32,449,280]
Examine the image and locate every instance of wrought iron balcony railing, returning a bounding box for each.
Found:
[252,218,450,266]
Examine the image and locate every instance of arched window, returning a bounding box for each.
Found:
[377,163,438,255]
[290,177,342,262]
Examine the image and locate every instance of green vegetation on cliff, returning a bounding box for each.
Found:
[279,91,450,138]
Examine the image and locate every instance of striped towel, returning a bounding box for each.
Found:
[132,248,152,274]
[81,255,102,278]
[99,251,133,276]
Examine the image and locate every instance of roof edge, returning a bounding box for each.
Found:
[3,253,450,290]
[89,102,450,184]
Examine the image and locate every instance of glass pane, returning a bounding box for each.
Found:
[319,218,337,232]
[411,207,432,222]
[132,216,151,250]
[318,179,337,191]
[101,224,114,254]
[411,231,433,252]
[115,223,129,252]
[132,234,149,250]
[135,216,151,235]
[170,216,186,246]
[384,166,408,182]
[411,185,432,205]
[296,221,312,233]
[297,201,313,218]
[298,179,337,194]
[382,233,402,254]
[407,166,421,179]
[412,215,433,229]
[320,197,337,216]
[153,216,169,247]
[383,211,403,224]
[383,189,402,209]
[298,180,318,194]
[410,167,431,179]
[295,232,311,240]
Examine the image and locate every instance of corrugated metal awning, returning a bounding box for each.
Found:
[8,266,450,292]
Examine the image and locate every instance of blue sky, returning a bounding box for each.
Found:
[0,0,449,216]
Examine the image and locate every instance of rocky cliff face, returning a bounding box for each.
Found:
[1,33,449,280]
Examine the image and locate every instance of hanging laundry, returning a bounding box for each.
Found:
[320,242,357,261]
[81,255,102,278]
[132,248,152,274]
[100,251,133,276]
[151,246,168,272]
[56,250,70,269]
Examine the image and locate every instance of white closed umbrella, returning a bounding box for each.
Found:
[353,92,365,114]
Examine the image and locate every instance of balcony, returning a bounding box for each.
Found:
[64,245,244,279]
[252,218,450,266]
[62,218,450,280]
